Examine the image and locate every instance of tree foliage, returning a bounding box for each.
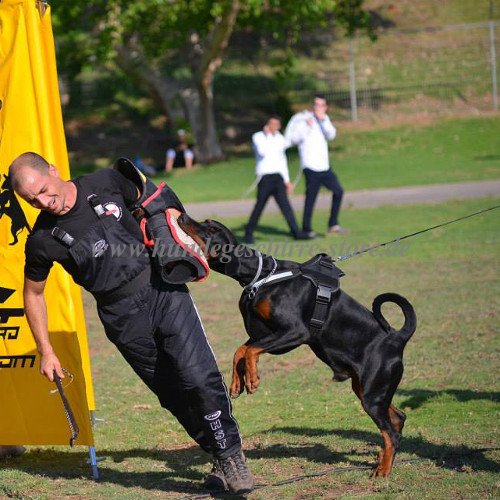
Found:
[52,1,372,162]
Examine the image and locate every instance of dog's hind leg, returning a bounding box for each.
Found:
[361,362,405,477]
[388,404,406,434]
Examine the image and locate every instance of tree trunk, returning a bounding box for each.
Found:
[180,85,223,164]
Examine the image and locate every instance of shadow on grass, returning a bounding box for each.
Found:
[397,388,500,409]
[1,446,214,495]
[4,413,498,492]
[231,223,298,241]
[263,426,499,473]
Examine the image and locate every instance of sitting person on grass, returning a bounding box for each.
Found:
[165,129,195,172]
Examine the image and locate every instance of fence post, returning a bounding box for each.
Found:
[349,38,358,121]
[488,0,498,111]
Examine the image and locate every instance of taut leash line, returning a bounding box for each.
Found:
[336,204,500,262]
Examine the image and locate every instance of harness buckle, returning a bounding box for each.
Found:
[87,194,106,217]
[310,318,324,329]
[51,226,75,247]
[316,284,332,304]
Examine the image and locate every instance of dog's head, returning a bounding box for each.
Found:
[177,213,242,273]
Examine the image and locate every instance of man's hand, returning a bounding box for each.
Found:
[40,351,64,382]
[285,182,293,196]
[314,110,327,121]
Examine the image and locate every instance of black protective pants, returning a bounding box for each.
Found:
[97,277,241,459]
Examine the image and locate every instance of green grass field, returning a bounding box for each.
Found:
[133,115,500,204]
[2,197,499,498]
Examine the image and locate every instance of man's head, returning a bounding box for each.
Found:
[265,115,281,135]
[8,152,74,215]
[177,129,189,142]
[313,95,328,118]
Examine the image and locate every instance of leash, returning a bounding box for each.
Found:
[181,446,500,499]
[335,204,500,262]
[292,167,303,189]
[52,369,79,446]
[241,177,260,199]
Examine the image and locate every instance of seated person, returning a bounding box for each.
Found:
[165,129,195,172]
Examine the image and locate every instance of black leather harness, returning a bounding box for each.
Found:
[245,252,344,335]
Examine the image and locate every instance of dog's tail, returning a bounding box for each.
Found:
[372,293,417,344]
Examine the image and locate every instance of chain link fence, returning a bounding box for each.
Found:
[291,21,499,122]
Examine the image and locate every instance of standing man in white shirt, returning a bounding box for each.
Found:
[244,116,312,244]
[287,95,347,237]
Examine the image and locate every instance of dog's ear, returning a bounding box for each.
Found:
[207,220,238,246]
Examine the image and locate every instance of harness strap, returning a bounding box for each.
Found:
[87,194,107,218]
[93,266,152,306]
[251,270,299,289]
[309,284,333,335]
[300,254,344,335]
[51,227,75,247]
[51,194,109,247]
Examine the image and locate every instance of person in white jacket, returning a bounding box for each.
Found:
[244,116,312,244]
[286,95,347,237]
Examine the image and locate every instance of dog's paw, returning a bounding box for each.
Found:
[230,359,247,398]
[370,465,391,478]
[245,374,260,394]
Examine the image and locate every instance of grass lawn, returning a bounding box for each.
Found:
[137,115,500,204]
[1,197,499,498]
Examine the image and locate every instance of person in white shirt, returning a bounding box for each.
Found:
[244,116,313,244]
[287,95,347,237]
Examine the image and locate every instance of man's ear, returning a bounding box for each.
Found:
[48,164,60,178]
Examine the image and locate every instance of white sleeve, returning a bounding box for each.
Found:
[252,131,270,157]
[285,112,311,145]
[290,119,312,145]
[279,163,290,184]
[321,116,337,140]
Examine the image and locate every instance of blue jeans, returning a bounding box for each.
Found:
[303,168,344,232]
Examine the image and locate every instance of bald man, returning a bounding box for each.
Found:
[9,152,254,494]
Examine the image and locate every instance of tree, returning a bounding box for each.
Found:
[53,1,372,163]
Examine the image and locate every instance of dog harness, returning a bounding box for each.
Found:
[300,254,344,335]
[244,252,344,335]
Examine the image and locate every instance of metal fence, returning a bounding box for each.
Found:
[292,21,499,122]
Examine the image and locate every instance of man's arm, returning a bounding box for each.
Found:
[23,277,63,382]
[321,115,337,141]
[252,131,275,157]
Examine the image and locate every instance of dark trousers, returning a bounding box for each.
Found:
[303,168,344,232]
[98,278,241,459]
[245,173,300,237]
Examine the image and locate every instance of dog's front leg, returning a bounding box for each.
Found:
[230,344,248,398]
[244,346,265,394]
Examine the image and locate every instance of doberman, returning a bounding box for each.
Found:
[177,214,417,478]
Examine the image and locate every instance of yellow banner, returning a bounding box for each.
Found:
[0,0,95,445]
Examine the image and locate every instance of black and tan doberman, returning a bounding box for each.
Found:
[178,214,417,477]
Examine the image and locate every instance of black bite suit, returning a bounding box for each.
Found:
[27,170,241,459]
